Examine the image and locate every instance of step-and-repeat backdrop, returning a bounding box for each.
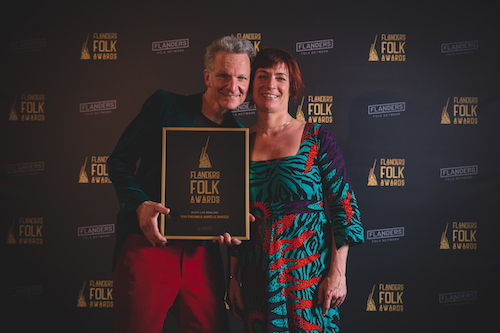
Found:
[3,1,499,332]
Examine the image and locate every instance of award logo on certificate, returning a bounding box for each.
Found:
[161,127,249,240]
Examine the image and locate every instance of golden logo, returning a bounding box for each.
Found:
[296,96,333,124]
[199,136,212,168]
[440,222,477,250]
[79,157,89,183]
[6,219,17,244]
[441,97,478,125]
[369,34,406,62]
[8,96,18,121]
[367,160,378,186]
[81,34,91,60]
[366,284,404,312]
[368,159,405,187]
[366,285,377,311]
[79,156,111,184]
[77,281,87,307]
[440,98,451,124]
[368,35,379,61]
[190,138,221,205]
[440,223,451,249]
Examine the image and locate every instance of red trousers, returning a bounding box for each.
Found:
[113,234,229,333]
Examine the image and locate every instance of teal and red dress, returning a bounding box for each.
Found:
[231,122,364,333]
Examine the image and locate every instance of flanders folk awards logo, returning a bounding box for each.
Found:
[81,33,117,60]
[8,94,45,122]
[368,158,405,187]
[440,97,478,125]
[366,284,404,312]
[77,280,113,308]
[78,156,111,184]
[6,217,43,245]
[440,222,477,250]
[369,34,406,62]
[295,95,333,124]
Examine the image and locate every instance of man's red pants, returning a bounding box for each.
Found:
[113,234,229,333]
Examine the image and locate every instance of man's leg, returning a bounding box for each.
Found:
[176,243,230,333]
[113,234,182,333]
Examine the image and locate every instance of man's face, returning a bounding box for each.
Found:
[204,51,251,112]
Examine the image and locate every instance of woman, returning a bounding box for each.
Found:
[228,48,364,332]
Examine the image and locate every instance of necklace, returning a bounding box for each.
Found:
[257,117,293,130]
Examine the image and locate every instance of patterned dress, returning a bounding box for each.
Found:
[231,123,364,333]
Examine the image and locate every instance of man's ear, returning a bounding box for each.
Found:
[203,69,211,88]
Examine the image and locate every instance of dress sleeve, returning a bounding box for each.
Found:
[107,90,166,214]
[315,124,364,248]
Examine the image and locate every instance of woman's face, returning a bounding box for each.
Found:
[252,62,290,113]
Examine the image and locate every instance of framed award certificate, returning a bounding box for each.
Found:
[160,127,249,240]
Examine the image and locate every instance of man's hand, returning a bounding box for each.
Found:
[136,201,170,246]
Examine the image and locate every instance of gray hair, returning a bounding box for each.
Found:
[204,36,256,72]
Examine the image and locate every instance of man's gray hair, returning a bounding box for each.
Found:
[204,36,256,72]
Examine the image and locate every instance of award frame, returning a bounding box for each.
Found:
[160,127,249,240]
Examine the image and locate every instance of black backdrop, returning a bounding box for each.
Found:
[3,1,500,332]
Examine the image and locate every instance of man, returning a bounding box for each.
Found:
[108,36,256,333]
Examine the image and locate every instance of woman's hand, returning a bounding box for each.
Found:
[228,278,245,320]
[214,214,256,245]
[316,270,347,316]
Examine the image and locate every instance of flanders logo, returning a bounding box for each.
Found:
[368,102,405,118]
[366,284,404,312]
[440,97,478,125]
[78,224,115,240]
[78,156,111,184]
[367,158,405,187]
[80,100,116,116]
[6,217,43,245]
[366,227,404,244]
[7,161,44,175]
[77,280,113,308]
[369,34,406,62]
[8,94,45,121]
[9,38,46,52]
[152,38,189,54]
[236,33,261,52]
[440,165,478,182]
[296,39,333,55]
[441,40,478,56]
[440,222,477,250]
[295,95,333,124]
[439,291,477,306]
[81,33,117,60]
